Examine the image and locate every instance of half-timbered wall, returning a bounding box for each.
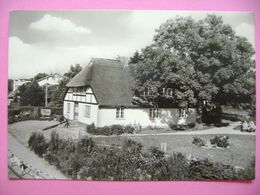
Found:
[64,87,97,104]
[63,86,99,124]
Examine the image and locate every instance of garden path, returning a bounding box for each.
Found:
[8,134,68,179]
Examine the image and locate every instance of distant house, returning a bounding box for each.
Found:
[37,73,65,87]
[63,58,196,128]
[12,79,31,92]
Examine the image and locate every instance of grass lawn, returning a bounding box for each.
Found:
[92,134,255,168]
[8,120,83,145]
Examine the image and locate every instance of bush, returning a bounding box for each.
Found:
[28,132,48,157]
[210,135,230,148]
[192,137,206,147]
[86,123,135,136]
[122,139,143,154]
[169,123,196,131]
[189,158,238,180]
[28,132,254,181]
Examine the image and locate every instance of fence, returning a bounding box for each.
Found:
[8,150,56,179]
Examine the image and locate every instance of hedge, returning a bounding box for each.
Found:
[86,123,135,136]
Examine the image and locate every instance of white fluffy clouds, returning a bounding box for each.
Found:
[8,36,135,79]
[30,14,91,34]
[9,12,255,79]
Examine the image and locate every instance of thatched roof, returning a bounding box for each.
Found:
[66,58,134,107]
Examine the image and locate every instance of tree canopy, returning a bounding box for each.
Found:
[64,64,82,79]
[130,15,255,110]
[18,81,45,106]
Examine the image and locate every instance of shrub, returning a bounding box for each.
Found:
[167,153,189,180]
[149,146,165,159]
[192,137,206,147]
[28,132,48,157]
[27,131,254,181]
[86,123,135,136]
[122,139,143,154]
[189,158,237,180]
[169,123,196,131]
[48,131,60,152]
[44,152,59,166]
[210,135,230,148]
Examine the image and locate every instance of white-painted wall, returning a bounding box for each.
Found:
[63,86,197,128]
[63,100,75,120]
[97,108,196,128]
[78,103,99,125]
[38,74,64,86]
[64,87,97,104]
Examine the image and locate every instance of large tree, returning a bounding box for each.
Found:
[131,15,255,117]
[18,81,45,106]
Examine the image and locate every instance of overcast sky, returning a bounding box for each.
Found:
[9,10,255,79]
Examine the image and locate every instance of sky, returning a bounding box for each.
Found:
[9,10,255,79]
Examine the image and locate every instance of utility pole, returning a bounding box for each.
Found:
[45,75,48,107]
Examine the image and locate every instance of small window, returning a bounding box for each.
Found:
[178,108,187,118]
[116,107,124,119]
[149,108,159,119]
[85,105,91,118]
[167,88,173,96]
[162,88,173,96]
[67,103,70,113]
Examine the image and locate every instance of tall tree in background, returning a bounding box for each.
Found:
[131,15,255,120]
[64,64,82,79]
[33,73,48,81]
[8,79,13,94]
[18,82,45,106]
[129,51,143,64]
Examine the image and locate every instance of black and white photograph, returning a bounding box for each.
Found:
[8,10,255,180]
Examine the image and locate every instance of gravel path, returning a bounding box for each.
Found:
[8,133,68,180]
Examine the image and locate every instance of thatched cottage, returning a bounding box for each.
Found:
[63,58,196,128]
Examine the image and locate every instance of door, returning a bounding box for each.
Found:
[74,103,79,120]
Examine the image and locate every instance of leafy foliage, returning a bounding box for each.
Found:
[131,15,255,112]
[188,159,237,180]
[64,64,82,79]
[8,79,13,94]
[28,132,48,157]
[86,123,135,136]
[28,132,255,180]
[17,81,45,106]
[192,136,206,147]
[210,135,230,148]
[33,73,48,81]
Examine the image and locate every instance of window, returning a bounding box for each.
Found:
[85,105,91,118]
[149,108,159,119]
[162,88,173,96]
[143,87,154,96]
[167,88,173,96]
[116,107,124,119]
[67,103,70,113]
[178,108,187,118]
